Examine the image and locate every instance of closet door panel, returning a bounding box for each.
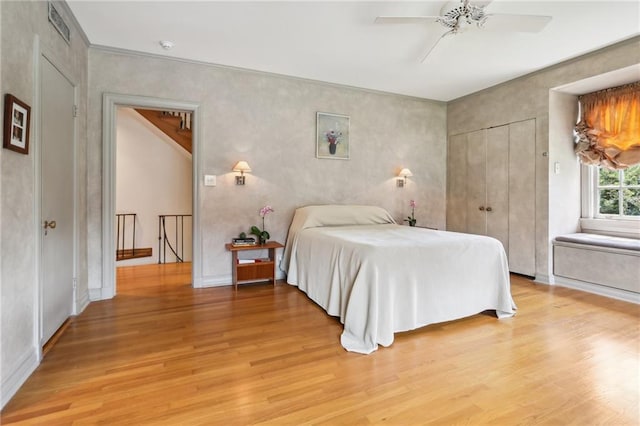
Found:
[486,125,510,253]
[446,133,468,232]
[466,130,487,236]
[508,119,536,276]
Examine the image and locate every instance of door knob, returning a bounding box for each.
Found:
[486,207,493,212]
[479,206,485,211]
[44,220,56,235]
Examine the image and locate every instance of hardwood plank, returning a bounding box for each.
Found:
[2,264,638,424]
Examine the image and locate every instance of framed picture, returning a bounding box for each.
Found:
[3,94,31,155]
[316,112,350,160]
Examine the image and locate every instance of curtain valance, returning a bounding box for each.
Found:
[574,81,640,170]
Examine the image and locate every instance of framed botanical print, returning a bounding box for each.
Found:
[316,112,350,160]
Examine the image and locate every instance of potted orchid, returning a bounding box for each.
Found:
[404,200,417,227]
[251,205,274,245]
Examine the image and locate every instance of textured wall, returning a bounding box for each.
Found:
[0,0,88,407]
[447,37,640,281]
[87,49,447,288]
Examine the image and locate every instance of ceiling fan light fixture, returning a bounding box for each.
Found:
[375,0,553,63]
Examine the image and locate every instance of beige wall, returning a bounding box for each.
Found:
[86,49,447,288]
[447,36,640,281]
[0,0,88,407]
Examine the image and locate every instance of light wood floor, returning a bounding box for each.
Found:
[2,263,639,425]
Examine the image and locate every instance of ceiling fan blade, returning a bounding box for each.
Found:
[374,16,440,25]
[421,29,456,63]
[482,14,552,33]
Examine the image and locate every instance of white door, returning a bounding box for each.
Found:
[508,119,536,276]
[446,133,468,233]
[41,57,75,345]
[486,125,509,252]
[466,129,487,236]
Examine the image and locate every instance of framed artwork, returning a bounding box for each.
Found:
[316,112,350,160]
[3,94,31,155]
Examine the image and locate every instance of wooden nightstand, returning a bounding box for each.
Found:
[224,241,284,290]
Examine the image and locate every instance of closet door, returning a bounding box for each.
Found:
[446,133,468,233]
[466,130,487,236]
[508,119,536,275]
[486,125,510,252]
[446,120,536,276]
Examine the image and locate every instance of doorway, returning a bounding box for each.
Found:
[102,94,202,299]
[115,107,193,264]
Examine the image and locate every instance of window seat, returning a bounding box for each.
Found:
[555,233,640,251]
[553,233,640,295]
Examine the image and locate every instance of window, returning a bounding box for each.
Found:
[596,164,640,217]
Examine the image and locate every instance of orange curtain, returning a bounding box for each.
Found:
[574,81,640,170]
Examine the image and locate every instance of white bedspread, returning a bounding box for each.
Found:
[282,205,516,354]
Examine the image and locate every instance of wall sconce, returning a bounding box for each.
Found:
[397,168,413,188]
[232,161,251,185]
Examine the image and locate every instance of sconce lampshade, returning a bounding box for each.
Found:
[232,161,252,174]
[397,167,413,188]
[398,168,413,178]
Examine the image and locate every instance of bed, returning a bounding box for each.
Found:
[281,205,516,354]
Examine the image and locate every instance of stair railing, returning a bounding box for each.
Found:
[158,214,192,264]
[116,213,137,260]
[161,111,191,131]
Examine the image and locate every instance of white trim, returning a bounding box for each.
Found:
[32,35,43,364]
[199,269,286,288]
[76,287,90,313]
[89,287,109,301]
[0,348,39,408]
[534,274,554,285]
[199,275,233,288]
[102,95,116,299]
[580,164,596,218]
[554,276,640,304]
[102,94,202,295]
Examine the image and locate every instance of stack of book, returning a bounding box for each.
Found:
[231,237,257,247]
[237,258,270,264]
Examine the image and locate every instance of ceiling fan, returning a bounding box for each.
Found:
[375,0,552,62]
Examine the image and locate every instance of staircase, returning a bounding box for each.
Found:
[135,109,192,153]
[116,213,153,261]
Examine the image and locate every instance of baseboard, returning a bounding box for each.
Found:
[75,287,90,315]
[198,270,286,289]
[1,347,39,409]
[88,287,114,301]
[197,274,232,288]
[554,276,640,304]
[534,274,553,285]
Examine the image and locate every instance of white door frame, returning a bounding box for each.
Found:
[33,38,79,357]
[102,93,202,298]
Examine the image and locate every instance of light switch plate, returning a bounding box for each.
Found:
[204,174,216,186]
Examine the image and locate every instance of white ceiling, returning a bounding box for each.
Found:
[66,1,640,101]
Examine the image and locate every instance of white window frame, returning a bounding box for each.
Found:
[580,164,640,238]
